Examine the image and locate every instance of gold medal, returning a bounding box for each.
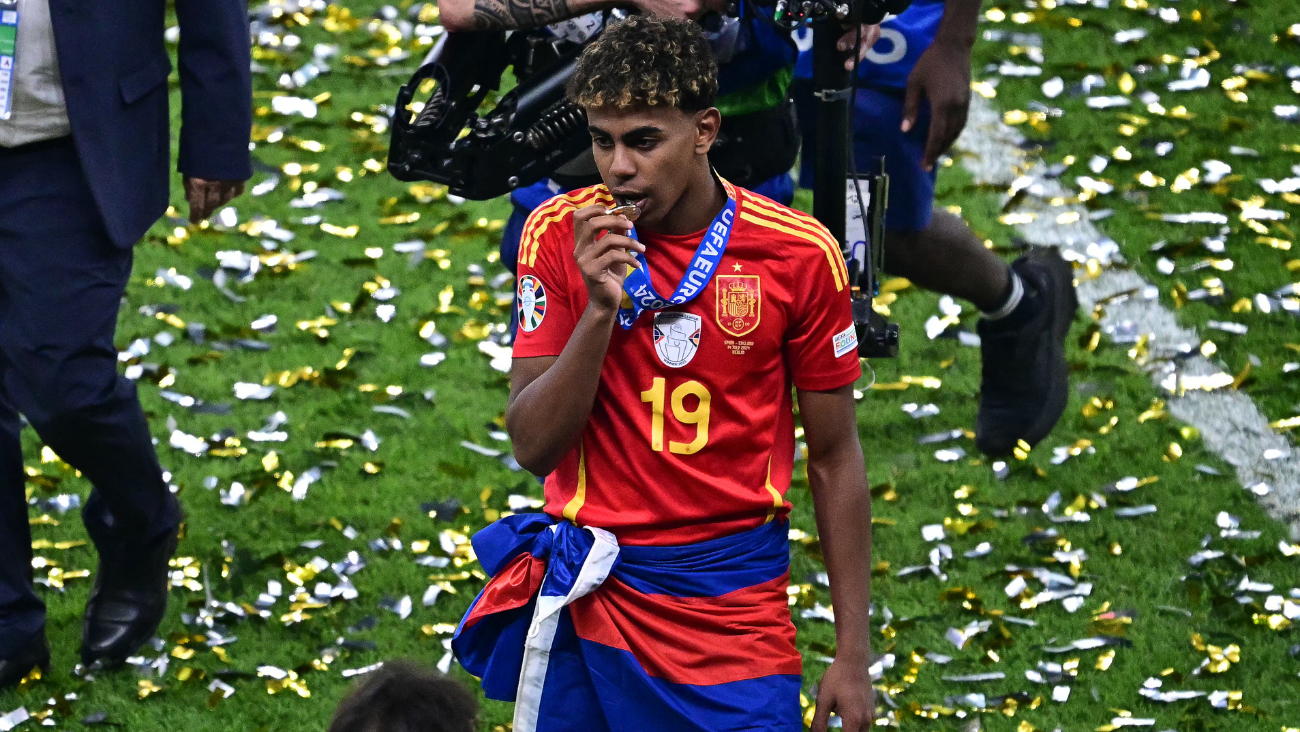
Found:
[605,203,641,221]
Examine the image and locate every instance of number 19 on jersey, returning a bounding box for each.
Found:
[640,378,711,455]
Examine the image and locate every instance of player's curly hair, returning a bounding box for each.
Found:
[566,15,718,112]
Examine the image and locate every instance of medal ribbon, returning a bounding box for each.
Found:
[616,187,738,330]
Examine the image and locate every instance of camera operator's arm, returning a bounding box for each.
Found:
[506,206,641,475]
[439,0,714,32]
[441,0,606,31]
[900,0,981,171]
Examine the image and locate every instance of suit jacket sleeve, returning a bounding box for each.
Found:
[175,0,253,181]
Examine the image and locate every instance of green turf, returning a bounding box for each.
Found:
[3,1,1300,730]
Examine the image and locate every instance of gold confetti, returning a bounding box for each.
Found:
[138,679,164,699]
[319,223,359,238]
[1170,168,1200,192]
[1252,613,1292,630]
[459,320,493,341]
[1136,171,1166,187]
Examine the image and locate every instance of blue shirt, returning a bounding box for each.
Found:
[794,0,945,89]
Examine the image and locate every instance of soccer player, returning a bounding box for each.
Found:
[795,0,1079,456]
[453,15,874,732]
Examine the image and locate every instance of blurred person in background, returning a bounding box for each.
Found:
[0,0,250,684]
[328,660,478,732]
[793,0,1078,457]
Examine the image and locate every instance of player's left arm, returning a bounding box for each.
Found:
[900,0,983,171]
[799,384,873,732]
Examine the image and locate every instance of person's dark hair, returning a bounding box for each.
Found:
[566,15,718,112]
[327,660,478,732]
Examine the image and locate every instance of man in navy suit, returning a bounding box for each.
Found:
[0,0,251,685]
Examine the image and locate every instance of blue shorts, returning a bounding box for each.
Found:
[794,85,938,233]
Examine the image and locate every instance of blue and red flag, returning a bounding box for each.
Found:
[453,514,803,732]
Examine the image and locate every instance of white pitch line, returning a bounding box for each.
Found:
[954,94,1300,538]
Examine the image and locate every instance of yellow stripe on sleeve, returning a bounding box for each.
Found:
[744,194,841,244]
[524,188,609,267]
[743,197,850,285]
[739,211,846,291]
[519,195,575,253]
[520,193,587,268]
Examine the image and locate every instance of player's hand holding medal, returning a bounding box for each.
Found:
[573,200,644,315]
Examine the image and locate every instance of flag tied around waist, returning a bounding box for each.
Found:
[452,514,804,732]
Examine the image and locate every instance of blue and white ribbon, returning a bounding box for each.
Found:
[617,192,738,330]
[513,524,621,732]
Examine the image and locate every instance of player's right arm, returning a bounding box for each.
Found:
[507,205,642,476]
[438,0,710,32]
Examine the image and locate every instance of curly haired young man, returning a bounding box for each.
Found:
[453,16,874,732]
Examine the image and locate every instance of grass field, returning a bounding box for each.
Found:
[3,0,1300,729]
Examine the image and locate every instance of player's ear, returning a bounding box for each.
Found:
[695,108,721,155]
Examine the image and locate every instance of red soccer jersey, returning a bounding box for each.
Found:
[512,182,862,545]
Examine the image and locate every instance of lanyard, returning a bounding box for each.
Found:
[616,189,738,330]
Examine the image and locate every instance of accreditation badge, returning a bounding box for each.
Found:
[0,0,17,121]
[715,275,760,337]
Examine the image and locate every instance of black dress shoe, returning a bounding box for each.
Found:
[81,528,179,669]
[0,629,51,690]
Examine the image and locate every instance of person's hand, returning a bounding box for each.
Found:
[184,177,246,224]
[900,38,973,172]
[572,204,643,315]
[837,24,882,70]
[811,656,875,732]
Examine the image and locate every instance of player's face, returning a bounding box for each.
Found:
[586,104,721,231]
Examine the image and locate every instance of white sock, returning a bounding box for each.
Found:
[981,271,1024,321]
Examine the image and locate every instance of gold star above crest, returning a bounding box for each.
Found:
[731,262,743,272]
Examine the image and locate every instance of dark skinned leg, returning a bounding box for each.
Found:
[881,209,1011,312]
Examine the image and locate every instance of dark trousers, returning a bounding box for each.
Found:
[0,137,179,656]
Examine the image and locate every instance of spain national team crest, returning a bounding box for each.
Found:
[715,275,761,337]
[517,275,547,332]
[653,312,701,368]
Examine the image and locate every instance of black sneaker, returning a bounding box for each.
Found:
[975,247,1077,456]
